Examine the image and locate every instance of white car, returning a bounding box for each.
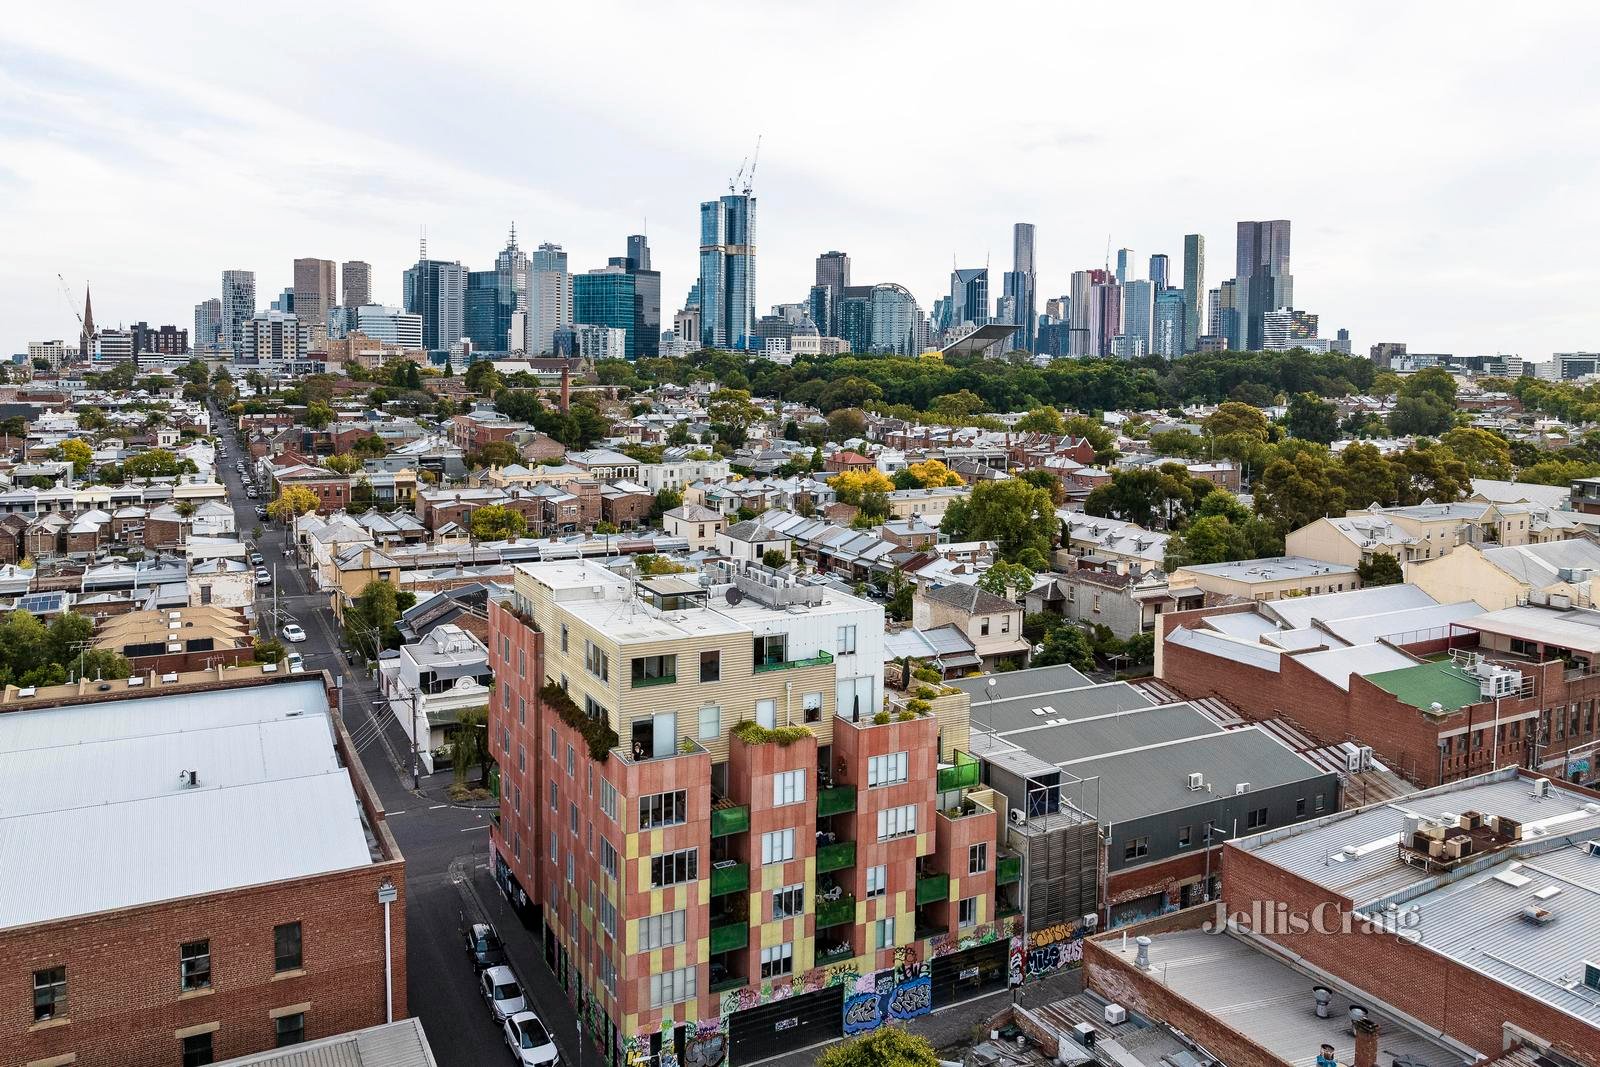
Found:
[503,1011,559,1067]
[480,965,526,1022]
[255,569,271,586]
[282,623,307,643]
[286,652,305,673]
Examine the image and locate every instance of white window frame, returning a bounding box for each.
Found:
[837,624,857,654]
[599,779,618,821]
[600,837,619,880]
[958,897,977,929]
[638,910,686,951]
[649,967,696,1008]
[761,828,796,865]
[866,864,887,898]
[598,895,617,937]
[756,698,777,729]
[772,884,805,920]
[868,751,909,787]
[761,942,794,979]
[877,804,917,841]
[773,769,806,807]
[699,704,720,740]
[968,842,988,874]
[874,917,896,949]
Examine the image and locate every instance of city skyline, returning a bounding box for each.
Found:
[4,4,1598,358]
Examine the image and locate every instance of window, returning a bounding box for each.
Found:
[180,939,211,992]
[639,790,688,830]
[1123,836,1150,861]
[868,752,908,787]
[550,728,559,760]
[560,624,569,652]
[980,618,990,636]
[1314,793,1327,812]
[632,654,676,685]
[968,842,988,874]
[1247,806,1269,829]
[837,625,857,654]
[874,917,896,949]
[877,804,917,841]
[598,955,617,995]
[772,885,805,919]
[650,848,698,888]
[649,967,696,1008]
[567,744,575,776]
[639,910,686,950]
[1296,796,1307,817]
[32,966,65,1022]
[699,704,721,740]
[273,922,302,973]
[182,1032,214,1066]
[598,896,617,937]
[275,1012,305,1047]
[569,802,579,836]
[600,837,619,879]
[1000,615,1010,633]
[866,865,887,898]
[199,584,213,606]
[517,745,526,773]
[773,769,806,807]
[585,640,609,681]
[518,695,526,725]
[699,650,721,683]
[518,647,526,677]
[958,897,977,929]
[584,695,609,722]
[756,698,776,729]
[1178,825,1192,849]
[566,851,575,884]
[600,780,618,821]
[761,828,796,865]
[803,691,823,722]
[761,942,794,978]
[549,781,559,811]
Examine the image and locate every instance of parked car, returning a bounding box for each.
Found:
[480,965,526,1022]
[255,569,271,586]
[249,552,263,566]
[503,1011,559,1067]
[246,488,258,500]
[286,652,304,673]
[462,921,507,972]
[255,505,268,519]
[282,623,307,643]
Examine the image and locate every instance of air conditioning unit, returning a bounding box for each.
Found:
[1081,913,1099,929]
[1010,808,1027,825]
[1187,772,1204,791]
[1358,745,1375,770]
[1584,960,1600,992]
[1071,1023,1097,1049]
[1345,748,1363,773]
[1534,779,1552,798]
[1103,1004,1127,1025]
[1235,782,1251,795]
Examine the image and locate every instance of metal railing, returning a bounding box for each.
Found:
[753,650,835,674]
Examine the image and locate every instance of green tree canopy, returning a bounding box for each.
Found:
[941,479,1056,563]
[469,504,528,542]
[1284,392,1339,445]
[816,1024,940,1067]
[1358,553,1404,586]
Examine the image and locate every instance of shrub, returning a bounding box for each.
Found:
[913,686,938,701]
[873,710,891,725]
[912,666,943,684]
[897,711,916,722]
[904,699,931,716]
[540,681,619,762]
[730,720,812,746]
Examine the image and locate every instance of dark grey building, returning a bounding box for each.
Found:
[1235,219,1293,351]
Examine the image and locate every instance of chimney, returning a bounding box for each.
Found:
[559,365,571,414]
[1354,1019,1378,1067]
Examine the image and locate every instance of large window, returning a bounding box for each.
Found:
[866,865,887,899]
[958,897,977,929]
[837,625,857,654]
[1123,836,1150,861]
[600,837,619,879]
[180,939,211,992]
[761,942,794,979]
[182,1032,214,1066]
[868,752,908,787]
[32,967,65,1022]
[699,650,721,683]
[632,654,677,686]
[585,640,610,681]
[273,922,302,973]
[650,968,697,1008]
[639,910,687,950]
[761,829,796,865]
[275,1012,306,1047]
[639,790,688,830]
[874,918,896,950]
[773,769,805,807]
[877,804,917,841]
[756,698,776,729]
[600,779,618,821]
[650,848,699,888]
[699,704,721,740]
[772,884,805,919]
[1247,806,1269,829]
[968,843,988,875]
[598,897,617,937]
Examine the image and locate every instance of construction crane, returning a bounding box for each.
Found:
[743,134,761,195]
[729,154,748,195]
[57,273,83,327]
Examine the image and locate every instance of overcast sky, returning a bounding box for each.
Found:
[4,2,1598,361]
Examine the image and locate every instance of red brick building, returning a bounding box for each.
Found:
[1,668,406,1067]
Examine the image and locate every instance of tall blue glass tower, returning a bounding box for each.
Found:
[698,193,757,350]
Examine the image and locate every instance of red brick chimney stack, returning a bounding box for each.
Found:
[1354,1019,1378,1067]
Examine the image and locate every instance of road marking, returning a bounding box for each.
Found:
[388,810,408,816]
[460,825,490,832]
[428,803,448,810]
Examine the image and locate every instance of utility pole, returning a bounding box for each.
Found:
[411,686,421,790]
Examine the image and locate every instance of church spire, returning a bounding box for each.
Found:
[79,283,95,359]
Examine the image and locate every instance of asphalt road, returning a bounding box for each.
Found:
[211,410,577,1067]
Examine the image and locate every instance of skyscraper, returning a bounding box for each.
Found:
[194,298,222,352]
[1068,271,1095,357]
[1148,254,1169,294]
[574,266,639,359]
[1182,234,1205,354]
[528,244,572,356]
[403,254,467,352]
[465,270,516,354]
[814,251,850,335]
[1004,222,1037,352]
[948,268,989,330]
[1115,248,1137,284]
[616,235,661,358]
[1120,279,1154,358]
[699,192,757,350]
[1215,279,1239,349]
[341,260,371,309]
[626,234,652,272]
[1234,220,1292,351]
[293,258,337,331]
[221,270,256,355]
[1090,274,1121,357]
[1152,289,1186,358]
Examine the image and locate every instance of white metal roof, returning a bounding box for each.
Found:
[1165,625,1282,672]
[1261,582,1437,630]
[1293,642,1419,691]
[1461,605,1600,655]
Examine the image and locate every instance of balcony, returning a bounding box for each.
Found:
[936,751,981,793]
[631,673,676,689]
[710,861,749,897]
[815,892,856,929]
[710,918,749,954]
[753,650,835,674]
[815,941,854,966]
[916,871,949,906]
[711,803,750,838]
[996,853,1022,885]
[816,839,856,873]
[816,784,857,818]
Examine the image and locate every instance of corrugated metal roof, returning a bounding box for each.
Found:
[1295,642,1418,691]
[1262,583,1437,630]
[1319,601,1485,646]
[214,1019,437,1066]
[1461,605,1600,655]
[948,663,1092,702]
[1165,625,1282,671]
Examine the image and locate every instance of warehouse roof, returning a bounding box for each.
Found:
[216,1019,438,1066]
[1365,659,1485,712]
[1261,582,1437,630]
[947,662,1091,701]
[1460,604,1600,656]
[1294,642,1418,691]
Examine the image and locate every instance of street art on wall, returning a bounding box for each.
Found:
[927,916,1020,960]
[718,969,827,1018]
[1008,936,1024,987]
[841,950,932,1034]
[1023,920,1092,979]
[684,1019,725,1067]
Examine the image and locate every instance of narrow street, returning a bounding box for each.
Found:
[212,409,578,1067]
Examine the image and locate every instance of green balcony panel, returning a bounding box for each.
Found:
[710,975,747,994]
[753,651,835,674]
[816,785,856,818]
[815,893,856,929]
[815,943,854,966]
[996,854,1022,885]
[916,871,949,906]
[815,840,855,873]
[711,804,750,838]
[710,919,748,954]
[936,753,981,793]
[710,862,749,896]
[632,674,677,689]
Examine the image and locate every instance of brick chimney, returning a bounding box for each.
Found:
[1354,1019,1378,1067]
[559,364,571,414]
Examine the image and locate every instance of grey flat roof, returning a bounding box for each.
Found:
[0,679,377,930]
[967,680,1157,736]
[948,662,1092,701]
[978,702,1223,766]
[1261,583,1437,630]
[215,1019,437,1066]
[1175,555,1356,582]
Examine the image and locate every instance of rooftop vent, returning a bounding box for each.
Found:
[177,769,199,788]
[1187,772,1204,791]
[1522,905,1555,925]
[161,672,178,684]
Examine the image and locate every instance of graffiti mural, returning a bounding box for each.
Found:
[1023,921,1091,979]
[1008,936,1024,987]
[928,916,1021,960]
[841,958,933,1035]
[886,975,931,1019]
[842,990,881,1035]
[719,970,826,1019]
[623,1034,652,1067]
[684,1020,726,1067]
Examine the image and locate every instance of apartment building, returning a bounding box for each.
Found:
[488,560,1012,1067]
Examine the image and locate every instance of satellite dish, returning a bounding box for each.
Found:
[725,588,743,606]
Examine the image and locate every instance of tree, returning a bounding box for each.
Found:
[1015,406,1065,434]
[932,389,988,419]
[1254,451,1344,533]
[267,486,319,522]
[1032,624,1094,671]
[57,438,92,476]
[351,434,388,458]
[1336,442,1407,509]
[324,453,362,475]
[894,459,963,490]
[449,705,492,785]
[1084,464,1206,530]
[941,479,1056,563]
[649,488,683,522]
[253,638,286,664]
[826,407,868,441]
[1203,402,1271,442]
[761,548,788,569]
[828,469,895,505]
[885,569,914,621]
[857,489,890,523]
[463,360,502,396]
[816,1026,940,1067]
[818,376,883,413]
[495,388,544,424]
[977,561,1035,600]
[469,440,521,470]
[1387,394,1453,436]
[634,554,687,576]
[1017,468,1067,506]
[344,579,402,659]
[120,449,195,480]
[302,402,334,430]
[707,388,766,444]
[1358,553,1404,587]
[1285,393,1339,445]
[469,504,528,542]
[1061,415,1118,464]
[1438,426,1511,479]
